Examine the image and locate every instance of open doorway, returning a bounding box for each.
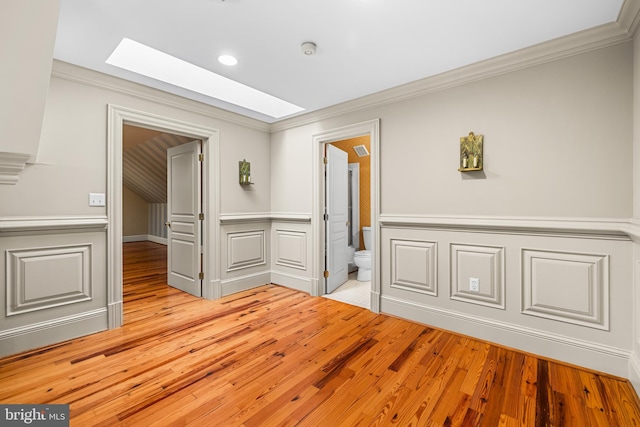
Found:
[122,125,204,298]
[107,105,220,329]
[323,136,371,309]
[312,119,380,313]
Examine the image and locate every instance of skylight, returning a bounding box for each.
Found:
[106,38,305,118]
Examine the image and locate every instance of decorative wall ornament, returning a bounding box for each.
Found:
[459,132,483,172]
[239,159,253,185]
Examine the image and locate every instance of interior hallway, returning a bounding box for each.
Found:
[0,241,639,425]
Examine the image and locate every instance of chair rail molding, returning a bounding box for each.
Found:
[0,215,108,234]
[379,214,633,240]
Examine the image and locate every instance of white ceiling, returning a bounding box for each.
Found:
[54,0,625,123]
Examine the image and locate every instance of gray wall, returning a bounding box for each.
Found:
[270,41,636,377]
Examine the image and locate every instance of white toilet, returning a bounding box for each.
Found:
[353,226,372,281]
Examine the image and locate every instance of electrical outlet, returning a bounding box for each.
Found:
[469,277,480,292]
[89,193,105,207]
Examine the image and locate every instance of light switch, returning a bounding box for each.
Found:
[89,193,105,207]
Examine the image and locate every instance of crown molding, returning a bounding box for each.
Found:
[51,60,270,132]
[270,20,633,133]
[0,152,30,185]
[619,0,640,37]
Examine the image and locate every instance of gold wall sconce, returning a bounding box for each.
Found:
[459,131,483,172]
[239,159,253,185]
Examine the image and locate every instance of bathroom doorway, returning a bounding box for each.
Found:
[312,119,380,312]
[323,135,372,309]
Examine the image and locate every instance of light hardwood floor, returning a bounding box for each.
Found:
[1,241,639,426]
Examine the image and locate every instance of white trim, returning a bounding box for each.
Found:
[380,214,632,240]
[0,309,108,358]
[220,271,271,296]
[271,19,637,133]
[0,152,30,185]
[269,213,313,223]
[381,295,631,378]
[147,235,167,245]
[270,271,313,294]
[312,120,380,313]
[107,105,221,330]
[53,60,269,132]
[0,216,108,233]
[122,235,147,243]
[122,234,167,245]
[619,0,640,37]
[219,213,272,224]
[220,212,312,223]
[629,351,640,396]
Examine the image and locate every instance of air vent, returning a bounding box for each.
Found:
[353,145,369,157]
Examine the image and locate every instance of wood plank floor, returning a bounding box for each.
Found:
[1,241,640,426]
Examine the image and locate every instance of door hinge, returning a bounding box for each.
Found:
[323,213,329,221]
[199,213,204,220]
[323,157,328,164]
[323,270,329,278]
[199,153,204,162]
[199,271,204,280]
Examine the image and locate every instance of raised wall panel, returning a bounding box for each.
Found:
[450,243,505,309]
[227,230,266,271]
[522,249,609,330]
[275,229,307,270]
[6,244,92,316]
[390,239,437,296]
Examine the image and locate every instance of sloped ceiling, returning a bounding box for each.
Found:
[122,125,195,203]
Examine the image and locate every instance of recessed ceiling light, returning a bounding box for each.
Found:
[106,38,304,118]
[218,55,238,66]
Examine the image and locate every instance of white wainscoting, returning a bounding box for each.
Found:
[6,244,93,316]
[521,248,609,330]
[227,230,266,271]
[390,238,437,296]
[274,229,307,270]
[270,218,313,294]
[219,217,271,297]
[450,243,505,309]
[378,215,632,377]
[0,216,108,357]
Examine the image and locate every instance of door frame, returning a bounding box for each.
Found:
[107,104,220,329]
[311,119,380,312]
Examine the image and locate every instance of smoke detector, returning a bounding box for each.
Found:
[301,42,316,56]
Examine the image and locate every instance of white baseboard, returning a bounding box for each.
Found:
[630,352,640,396]
[220,272,271,297]
[381,295,630,378]
[148,235,167,245]
[0,309,108,358]
[123,235,147,242]
[270,271,313,294]
[123,234,167,245]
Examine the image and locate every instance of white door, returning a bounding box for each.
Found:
[167,140,202,297]
[326,144,349,293]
